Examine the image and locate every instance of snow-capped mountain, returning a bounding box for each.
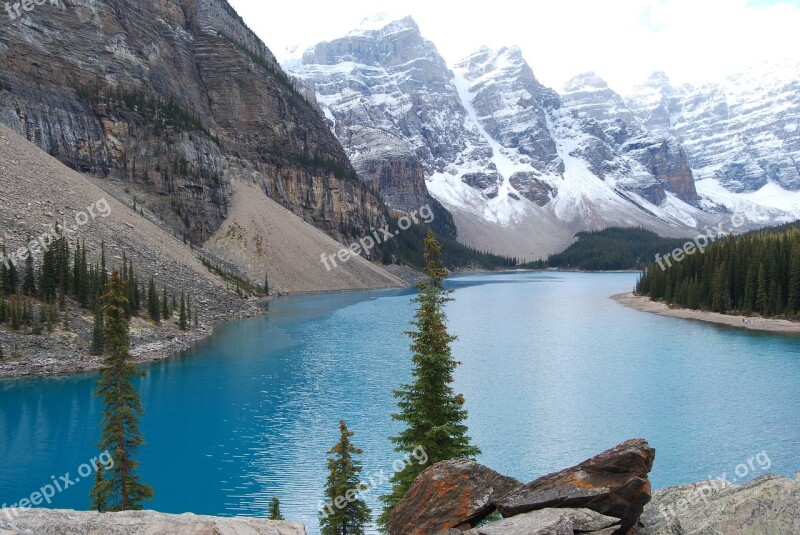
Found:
[288,16,798,259]
[626,62,800,209]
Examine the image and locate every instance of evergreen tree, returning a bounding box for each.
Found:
[1,244,18,295]
[269,497,284,521]
[264,270,269,296]
[147,277,160,324]
[787,246,800,316]
[90,271,154,512]
[179,291,187,331]
[161,287,169,321]
[379,231,480,529]
[90,303,105,355]
[756,263,768,313]
[320,420,371,535]
[22,242,36,296]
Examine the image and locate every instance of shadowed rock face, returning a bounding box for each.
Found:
[496,439,656,534]
[0,0,387,245]
[386,459,520,535]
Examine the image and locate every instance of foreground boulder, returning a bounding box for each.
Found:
[386,458,520,535]
[0,509,306,534]
[496,439,655,533]
[639,473,800,534]
[456,507,621,535]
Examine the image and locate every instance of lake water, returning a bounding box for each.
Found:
[1,272,799,533]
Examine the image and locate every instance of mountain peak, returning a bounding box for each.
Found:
[563,71,610,93]
[455,45,527,75]
[644,70,672,87]
[348,13,418,36]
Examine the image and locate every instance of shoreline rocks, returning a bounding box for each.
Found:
[387,439,656,535]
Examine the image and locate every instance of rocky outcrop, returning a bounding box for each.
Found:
[0,509,305,534]
[496,439,655,533]
[386,459,520,535]
[0,0,387,248]
[386,440,655,535]
[639,473,800,535]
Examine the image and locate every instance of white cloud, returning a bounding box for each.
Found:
[228,0,800,94]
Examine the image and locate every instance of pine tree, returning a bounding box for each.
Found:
[161,287,169,321]
[22,242,36,296]
[320,420,371,535]
[755,263,768,313]
[179,291,187,331]
[90,303,105,355]
[264,270,269,296]
[147,277,160,324]
[90,271,154,512]
[1,250,17,296]
[269,497,284,521]
[379,231,480,529]
[787,246,800,316]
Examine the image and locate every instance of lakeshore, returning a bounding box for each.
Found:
[614,292,800,334]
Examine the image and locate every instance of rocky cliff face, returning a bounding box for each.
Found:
[626,62,800,195]
[0,0,387,245]
[561,72,698,205]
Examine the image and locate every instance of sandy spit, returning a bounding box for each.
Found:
[613,292,800,334]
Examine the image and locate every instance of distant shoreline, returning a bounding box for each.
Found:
[613,292,800,334]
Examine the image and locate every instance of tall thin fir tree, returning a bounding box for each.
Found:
[379,231,480,530]
[147,277,160,324]
[91,271,154,512]
[179,291,187,331]
[161,287,169,321]
[269,497,284,521]
[22,238,36,296]
[90,302,105,355]
[320,420,371,535]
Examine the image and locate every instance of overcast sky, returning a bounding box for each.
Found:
[227,0,800,94]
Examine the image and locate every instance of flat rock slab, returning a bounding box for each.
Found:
[387,458,520,535]
[0,509,306,535]
[496,439,655,533]
[456,507,621,535]
[640,473,800,534]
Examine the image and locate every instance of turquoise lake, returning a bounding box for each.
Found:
[1,272,799,533]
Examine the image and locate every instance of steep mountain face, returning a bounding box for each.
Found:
[0,0,387,246]
[291,19,717,258]
[560,72,697,204]
[292,16,479,212]
[626,62,800,196]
